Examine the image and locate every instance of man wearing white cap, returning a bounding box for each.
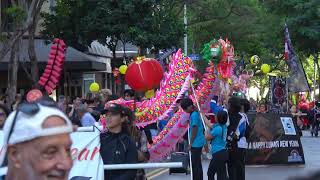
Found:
[0,99,74,180]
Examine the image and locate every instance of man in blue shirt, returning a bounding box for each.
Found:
[76,103,96,127]
[180,98,205,180]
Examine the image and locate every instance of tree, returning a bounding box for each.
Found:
[185,0,284,65]
[261,0,320,54]
[81,0,156,58]
[0,0,45,105]
[28,0,45,85]
[41,0,94,52]
[147,0,184,51]
[0,0,45,61]
[41,0,184,58]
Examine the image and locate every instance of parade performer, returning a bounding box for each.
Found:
[181,98,205,180]
[205,110,229,180]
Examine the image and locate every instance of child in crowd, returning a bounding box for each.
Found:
[100,103,138,180]
[205,110,229,180]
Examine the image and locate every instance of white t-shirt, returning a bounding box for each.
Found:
[236,112,249,149]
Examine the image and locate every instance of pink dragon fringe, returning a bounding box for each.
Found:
[149,63,216,162]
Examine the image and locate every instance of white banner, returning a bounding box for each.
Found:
[280,117,296,135]
[69,130,104,180]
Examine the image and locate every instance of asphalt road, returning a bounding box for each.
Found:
[147,131,320,180]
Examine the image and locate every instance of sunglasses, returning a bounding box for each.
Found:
[7,100,57,143]
[0,112,5,117]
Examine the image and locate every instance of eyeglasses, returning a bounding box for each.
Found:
[7,100,57,143]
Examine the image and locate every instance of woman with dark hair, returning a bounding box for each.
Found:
[124,89,135,101]
[227,96,247,180]
[205,110,229,180]
[99,103,138,180]
[0,104,9,129]
[123,107,150,180]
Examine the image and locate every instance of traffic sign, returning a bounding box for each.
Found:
[189,54,200,61]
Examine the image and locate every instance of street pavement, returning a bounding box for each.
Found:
[147,131,320,180]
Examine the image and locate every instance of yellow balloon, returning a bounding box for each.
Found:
[250,55,260,65]
[119,65,128,74]
[145,89,155,98]
[89,82,100,92]
[261,64,271,74]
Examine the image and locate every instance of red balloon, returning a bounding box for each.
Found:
[125,58,163,92]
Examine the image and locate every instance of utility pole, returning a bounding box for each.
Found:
[313,53,318,136]
[314,55,317,102]
[184,3,188,55]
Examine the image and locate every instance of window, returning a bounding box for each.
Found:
[82,73,95,98]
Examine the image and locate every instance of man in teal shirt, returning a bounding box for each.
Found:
[180,98,205,180]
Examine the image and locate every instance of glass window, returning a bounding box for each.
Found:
[83,73,95,97]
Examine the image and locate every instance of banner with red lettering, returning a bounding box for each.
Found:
[68,131,104,180]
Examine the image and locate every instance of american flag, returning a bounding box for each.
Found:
[284,24,310,92]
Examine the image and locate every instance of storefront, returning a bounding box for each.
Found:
[0,39,112,99]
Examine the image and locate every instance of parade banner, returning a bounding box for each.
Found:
[246,113,305,165]
[68,130,104,180]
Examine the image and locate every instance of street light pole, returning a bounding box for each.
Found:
[184,3,188,55]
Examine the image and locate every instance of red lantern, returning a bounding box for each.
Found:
[125,58,163,92]
[148,59,163,88]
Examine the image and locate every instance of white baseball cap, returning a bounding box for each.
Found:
[0,101,73,166]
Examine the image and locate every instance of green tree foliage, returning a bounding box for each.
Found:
[41,0,184,56]
[302,55,320,85]
[41,0,95,51]
[185,0,284,65]
[261,0,320,53]
[146,0,184,51]
[81,0,156,53]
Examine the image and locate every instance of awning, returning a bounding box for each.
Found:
[0,39,111,72]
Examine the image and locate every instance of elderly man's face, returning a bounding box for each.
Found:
[8,116,73,180]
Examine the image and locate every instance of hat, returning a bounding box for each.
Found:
[103,103,124,115]
[100,89,112,96]
[0,102,73,166]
